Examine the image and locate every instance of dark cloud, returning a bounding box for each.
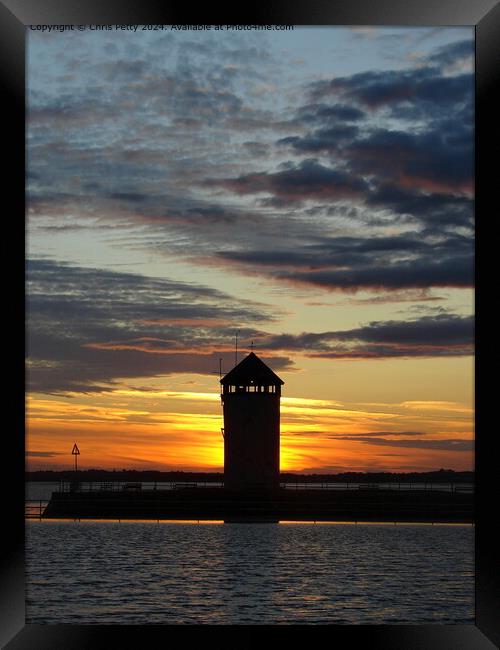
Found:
[346,127,473,195]
[295,103,367,124]
[252,314,473,359]
[271,38,474,235]
[427,39,475,69]
[332,314,474,345]
[205,159,369,204]
[276,105,473,219]
[309,65,472,113]
[109,192,149,203]
[367,185,473,229]
[276,118,473,204]
[278,125,360,153]
[216,232,473,292]
[27,259,292,394]
[281,254,473,292]
[333,436,473,451]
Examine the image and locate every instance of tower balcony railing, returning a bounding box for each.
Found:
[222,384,281,395]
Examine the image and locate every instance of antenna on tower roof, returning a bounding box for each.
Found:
[235,330,239,367]
[211,358,223,381]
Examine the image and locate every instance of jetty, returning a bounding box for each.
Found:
[41,483,473,523]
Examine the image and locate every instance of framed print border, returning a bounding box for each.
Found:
[2,0,499,647]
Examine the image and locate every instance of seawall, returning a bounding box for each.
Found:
[42,487,474,523]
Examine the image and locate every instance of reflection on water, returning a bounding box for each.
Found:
[26,521,474,624]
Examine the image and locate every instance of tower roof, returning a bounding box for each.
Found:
[220,352,284,386]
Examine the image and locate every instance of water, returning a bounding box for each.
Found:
[26,520,474,624]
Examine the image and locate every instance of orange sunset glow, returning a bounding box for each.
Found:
[26,356,474,473]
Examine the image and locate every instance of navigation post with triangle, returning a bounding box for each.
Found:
[71,442,80,473]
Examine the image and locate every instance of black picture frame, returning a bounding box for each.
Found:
[2,1,499,647]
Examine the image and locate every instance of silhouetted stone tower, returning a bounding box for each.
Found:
[220,352,284,491]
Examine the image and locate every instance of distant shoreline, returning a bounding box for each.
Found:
[26,468,474,483]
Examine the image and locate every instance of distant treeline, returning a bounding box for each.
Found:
[26,468,474,483]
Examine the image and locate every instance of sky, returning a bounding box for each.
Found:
[26,25,474,474]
